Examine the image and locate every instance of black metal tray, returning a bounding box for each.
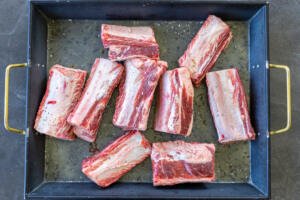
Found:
[3,0,292,199]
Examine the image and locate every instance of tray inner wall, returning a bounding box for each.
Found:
[45,20,250,183]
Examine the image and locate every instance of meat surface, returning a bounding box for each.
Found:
[108,45,159,61]
[101,24,157,48]
[34,65,87,140]
[178,15,232,87]
[82,131,151,188]
[154,68,194,136]
[67,58,124,142]
[151,141,215,186]
[113,58,168,131]
[206,68,255,144]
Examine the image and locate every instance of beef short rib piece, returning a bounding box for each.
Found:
[178,15,232,87]
[151,141,215,186]
[108,45,159,61]
[67,58,124,142]
[101,24,158,48]
[82,131,151,188]
[101,24,160,61]
[34,65,87,140]
[154,68,194,136]
[113,58,167,131]
[206,68,255,144]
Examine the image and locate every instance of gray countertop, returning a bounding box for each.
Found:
[0,0,299,199]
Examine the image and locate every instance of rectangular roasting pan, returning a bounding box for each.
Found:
[3,0,292,199]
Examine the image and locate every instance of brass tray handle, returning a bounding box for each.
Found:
[269,64,291,135]
[4,63,27,134]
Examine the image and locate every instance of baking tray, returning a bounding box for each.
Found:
[3,0,292,199]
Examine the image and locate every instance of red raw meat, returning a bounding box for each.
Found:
[101,24,157,48]
[67,58,124,142]
[82,131,151,188]
[151,141,215,186]
[34,65,87,140]
[206,68,255,144]
[108,45,159,61]
[154,68,194,136]
[113,58,167,131]
[178,15,232,87]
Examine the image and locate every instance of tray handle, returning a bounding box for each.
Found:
[269,64,291,135]
[4,63,27,134]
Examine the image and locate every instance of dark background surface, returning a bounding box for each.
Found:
[0,0,299,199]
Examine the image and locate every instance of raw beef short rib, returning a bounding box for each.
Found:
[151,141,215,186]
[101,24,157,48]
[206,68,255,144]
[108,45,159,61]
[67,58,124,142]
[34,65,87,140]
[101,24,160,61]
[113,58,167,131]
[82,131,151,188]
[178,15,232,87]
[154,68,194,136]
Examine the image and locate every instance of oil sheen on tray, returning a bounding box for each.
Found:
[45,19,250,183]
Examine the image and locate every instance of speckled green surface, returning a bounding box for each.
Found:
[45,20,250,183]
